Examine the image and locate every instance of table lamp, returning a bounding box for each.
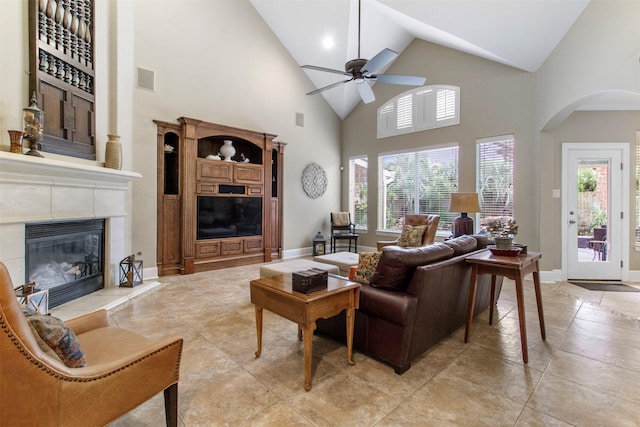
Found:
[449,192,481,237]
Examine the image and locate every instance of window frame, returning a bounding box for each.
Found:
[348,155,368,231]
[377,85,460,139]
[476,134,516,232]
[377,144,459,234]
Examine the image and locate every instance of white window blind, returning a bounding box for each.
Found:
[477,135,515,230]
[377,85,460,139]
[396,94,413,129]
[378,146,458,232]
[437,89,456,121]
[349,156,368,230]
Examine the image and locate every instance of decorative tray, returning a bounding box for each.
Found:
[487,245,523,257]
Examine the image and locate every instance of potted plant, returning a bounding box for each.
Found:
[486,218,518,249]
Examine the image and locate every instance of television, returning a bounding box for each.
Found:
[197,196,262,240]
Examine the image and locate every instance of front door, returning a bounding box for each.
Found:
[563,143,629,281]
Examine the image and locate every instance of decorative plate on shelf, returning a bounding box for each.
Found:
[487,245,522,257]
[301,162,327,199]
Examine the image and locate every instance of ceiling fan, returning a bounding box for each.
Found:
[301,0,426,104]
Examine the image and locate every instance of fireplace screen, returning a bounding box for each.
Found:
[25,219,104,308]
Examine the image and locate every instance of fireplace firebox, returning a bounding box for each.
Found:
[25,219,105,308]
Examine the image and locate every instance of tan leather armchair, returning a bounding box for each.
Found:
[377,214,440,250]
[0,262,183,426]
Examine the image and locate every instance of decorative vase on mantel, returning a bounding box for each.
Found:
[220,139,236,162]
[105,134,122,170]
[8,130,24,154]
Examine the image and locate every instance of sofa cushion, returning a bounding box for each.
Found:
[443,235,478,256]
[355,252,381,284]
[397,224,427,247]
[370,243,454,290]
[471,234,493,249]
[27,313,87,368]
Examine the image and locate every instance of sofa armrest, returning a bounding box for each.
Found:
[377,239,399,251]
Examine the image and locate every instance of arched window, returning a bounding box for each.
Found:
[377,85,460,139]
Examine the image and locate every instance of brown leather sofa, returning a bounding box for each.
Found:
[316,235,502,374]
[0,262,183,426]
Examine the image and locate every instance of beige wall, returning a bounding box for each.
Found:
[130,0,342,264]
[535,0,640,132]
[534,0,640,273]
[342,39,538,253]
[343,1,640,274]
[539,111,640,271]
[1,0,343,271]
[2,0,639,276]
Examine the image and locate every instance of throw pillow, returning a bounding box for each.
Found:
[354,252,382,284]
[370,243,454,290]
[397,224,427,247]
[28,314,87,368]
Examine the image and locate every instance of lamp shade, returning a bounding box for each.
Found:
[449,193,481,213]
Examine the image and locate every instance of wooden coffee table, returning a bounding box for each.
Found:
[250,274,360,391]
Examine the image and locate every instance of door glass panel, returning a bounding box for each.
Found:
[576,160,609,263]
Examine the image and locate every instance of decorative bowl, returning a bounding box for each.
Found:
[487,245,522,257]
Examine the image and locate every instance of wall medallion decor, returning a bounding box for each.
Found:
[302,162,327,199]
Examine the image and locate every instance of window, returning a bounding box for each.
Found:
[349,156,368,230]
[378,146,458,232]
[377,85,460,139]
[477,135,515,231]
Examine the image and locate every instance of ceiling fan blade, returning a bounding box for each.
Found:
[374,74,426,86]
[362,48,398,74]
[306,79,351,96]
[301,65,351,76]
[355,79,375,104]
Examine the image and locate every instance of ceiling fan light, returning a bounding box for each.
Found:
[322,36,334,50]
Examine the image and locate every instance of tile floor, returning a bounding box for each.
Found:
[51,262,640,426]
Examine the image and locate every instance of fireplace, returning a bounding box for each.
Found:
[0,152,142,302]
[26,219,105,308]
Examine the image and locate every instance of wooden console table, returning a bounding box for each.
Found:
[250,274,360,391]
[464,250,545,364]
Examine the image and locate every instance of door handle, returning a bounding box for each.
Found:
[569,220,576,224]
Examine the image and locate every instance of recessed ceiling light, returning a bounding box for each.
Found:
[322,36,334,50]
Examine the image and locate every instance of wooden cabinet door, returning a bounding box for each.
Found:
[234,163,263,184]
[197,160,233,182]
[220,239,243,256]
[244,237,263,253]
[196,242,220,258]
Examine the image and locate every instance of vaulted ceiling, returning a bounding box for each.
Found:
[250,0,593,118]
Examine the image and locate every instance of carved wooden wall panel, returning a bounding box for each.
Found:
[29,0,96,159]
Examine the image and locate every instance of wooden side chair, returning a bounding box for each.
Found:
[0,262,183,426]
[330,212,359,253]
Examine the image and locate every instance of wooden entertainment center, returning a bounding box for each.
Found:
[155,117,285,275]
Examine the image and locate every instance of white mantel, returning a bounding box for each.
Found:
[0,152,141,287]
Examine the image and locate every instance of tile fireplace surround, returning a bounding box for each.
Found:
[0,151,141,289]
